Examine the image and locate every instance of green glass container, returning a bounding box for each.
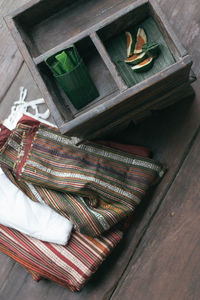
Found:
[45,46,99,110]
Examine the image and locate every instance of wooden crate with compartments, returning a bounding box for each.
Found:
[5,0,196,140]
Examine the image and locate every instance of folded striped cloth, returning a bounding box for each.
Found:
[0,116,165,291]
[0,224,123,291]
[0,118,165,236]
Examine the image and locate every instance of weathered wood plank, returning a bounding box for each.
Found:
[6,16,67,128]
[59,56,192,136]
[90,32,127,92]
[111,91,200,300]
[0,263,65,300]
[157,0,200,76]
[0,0,30,102]
[31,0,148,63]
[0,253,15,289]
[150,0,188,59]
[77,82,194,142]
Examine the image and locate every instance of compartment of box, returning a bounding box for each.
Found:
[98,14,176,87]
[38,36,119,120]
[12,0,132,58]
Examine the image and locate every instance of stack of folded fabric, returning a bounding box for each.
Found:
[0,115,165,291]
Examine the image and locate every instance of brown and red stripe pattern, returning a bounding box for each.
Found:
[0,116,165,291]
[0,225,123,291]
[0,121,165,236]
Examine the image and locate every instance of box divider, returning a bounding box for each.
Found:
[90,32,127,92]
[33,31,90,65]
[5,15,68,127]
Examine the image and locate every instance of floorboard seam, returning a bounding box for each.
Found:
[0,61,24,103]
[107,122,200,300]
[0,262,17,292]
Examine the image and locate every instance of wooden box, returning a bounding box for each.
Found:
[5,0,195,140]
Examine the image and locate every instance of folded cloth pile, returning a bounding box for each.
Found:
[0,168,73,244]
[0,115,165,291]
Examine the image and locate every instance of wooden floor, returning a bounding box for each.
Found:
[0,0,200,299]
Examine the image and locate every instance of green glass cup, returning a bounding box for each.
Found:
[45,46,99,110]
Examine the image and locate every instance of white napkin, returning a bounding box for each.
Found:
[0,169,73,245]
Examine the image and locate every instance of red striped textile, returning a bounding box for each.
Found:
[0,117,165,291]
[0,136,146,289]
[0,225,123,291]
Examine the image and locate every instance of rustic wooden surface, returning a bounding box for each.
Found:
[0,0,30,102]
[112,101,200,300]
[0,0,200,299]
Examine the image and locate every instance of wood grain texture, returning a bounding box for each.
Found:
[157,0,200,76]
[81,82,194,142]
[32,0,148,64]
[149,0,187,60]
[0,0,30,102]
[90,32,127,91]
[0,253,15,290]
[6,16,66,128]
[30,0,132,56]
[59,56,192,136]
[111,90,200,300]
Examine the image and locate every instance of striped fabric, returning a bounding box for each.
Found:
[94,140,151,157]
[0,120,165,236]
[0,116,165,291]
[0,124,11,149]
[0,225,123,291]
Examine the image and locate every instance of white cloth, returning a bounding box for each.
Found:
[0,168,73,245]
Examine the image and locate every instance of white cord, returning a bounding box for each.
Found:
[3,87,56,130]
[1,87,84,145]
